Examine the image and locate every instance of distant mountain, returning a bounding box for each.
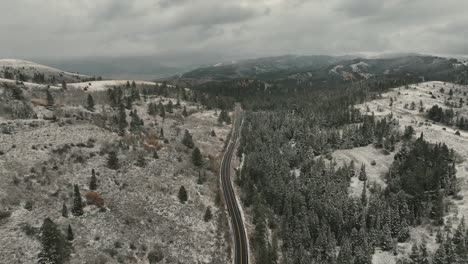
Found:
[162,55,356,85]
[171,55,468,87]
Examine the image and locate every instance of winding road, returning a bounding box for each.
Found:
[220,108,249,264]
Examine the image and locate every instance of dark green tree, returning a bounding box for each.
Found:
[38,218,67,264]
[107,151,119,170]
[182,130,195,148]
[178,186,188,204]
[67,224,74,241]
[61,203,68,218]
[204,206,213,222]
[192,147,203,167]
[71,184,83,216]
[359,163,367,181]
[89,169,97,190]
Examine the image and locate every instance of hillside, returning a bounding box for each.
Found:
[333,81,468,264]
[0,59,95,85]
[0,77,232,263]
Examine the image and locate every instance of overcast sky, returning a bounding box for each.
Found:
[1,0,467,65]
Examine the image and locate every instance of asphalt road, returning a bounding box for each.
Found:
[220,109,248,264]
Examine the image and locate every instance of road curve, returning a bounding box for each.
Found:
[220,109,248,264]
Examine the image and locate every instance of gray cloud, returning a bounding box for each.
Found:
[0,0,467,66]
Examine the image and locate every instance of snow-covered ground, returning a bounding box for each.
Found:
[0,77,61,90]
[68,80,163,92]
[339,81,468,263]
[333,145,394,197]
[0,81,231,263]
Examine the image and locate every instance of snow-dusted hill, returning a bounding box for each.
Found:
[0,59,92,84]
[331,81,468,264]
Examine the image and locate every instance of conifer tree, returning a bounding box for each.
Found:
[61,80,67,90]
[210,129,216,137]
[381,223,393,251]
[38,218,66,264]
[89,169,97,190]
[192,147,203,167]
[62,203,68,218]
[359,164,368,181]
[337,237,353,264]
[71,184,83,216]
[178,186,188,204]
[182,130,194,148]
[130,110,144,132]
[160,128,164,139]
[397,219,410,242]
[107,151,119,170]
[409,243,422,264]
[204,206,213,222]
[432,244,447,264]
[67,224,74,241]
[182,106,188,117]
[153,150,159,159]
[86,94,95,112]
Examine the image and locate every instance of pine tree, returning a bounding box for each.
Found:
[432,244,447,264]
[130,110,144,132]
[182,130,195,148]
[419,240,430,264]
[61,80,67,90]
[71,184,83,216]
[67,224,74,241]
[192,147,203,167]
[210,129,216,137]
[160,128,164,139]
[86,94,95,112]
[409,243,422,264]
[178,186,188,204]
[337,237,353,264]
[107,151,119,170]
[359,163,368,181]
[397,219,410,242]
[153,150,159,159]
[38,218,66,264]
[361,180,367,206]
[381,223,393,251]
[61,203,68,218]
[204,206,213,222]
[89,169,97,190]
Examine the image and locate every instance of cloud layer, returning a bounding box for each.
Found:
[1,0,467,64]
